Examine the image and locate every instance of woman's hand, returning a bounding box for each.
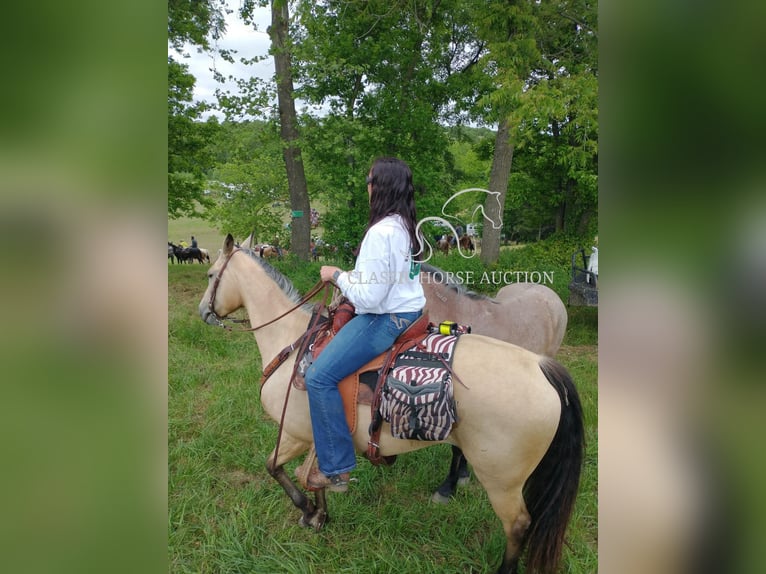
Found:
[320,265,342,283]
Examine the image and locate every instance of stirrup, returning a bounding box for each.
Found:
[307,468,350,493]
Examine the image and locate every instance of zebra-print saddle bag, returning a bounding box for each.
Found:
[378,334,460,441]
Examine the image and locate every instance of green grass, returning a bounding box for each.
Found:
[169,251,598,573]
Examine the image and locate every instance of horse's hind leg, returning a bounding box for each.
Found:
[265,435,328,530]
[482,482,531,574]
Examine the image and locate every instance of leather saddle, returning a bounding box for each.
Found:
[259,298,434,464]
[295,307,432,433]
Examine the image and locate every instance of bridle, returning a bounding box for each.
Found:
[206,247,327,332]
[205,247,245,329]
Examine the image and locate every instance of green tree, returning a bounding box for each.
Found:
[458,0,540,264]
[168,0,227,218]
[461,0,597,257]
[168,0,227,51]
[292,0,476,250]
[525,0,598,237]
[268,0,312,259]
[199,0,597,252]
[204,121,290,243]
[167,57,218,218]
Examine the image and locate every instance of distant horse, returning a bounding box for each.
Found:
[173,245,204,264]
[257,244,286,259]
[199,234,584,574]
[199,248,211,263]
[436,235,453,255]
[420,263,569,501]
[437,235,473,256]
[239,233,286,260]
[168,242,176,264]
[458,234,474,253]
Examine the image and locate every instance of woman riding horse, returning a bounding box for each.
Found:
[305,157,426,492]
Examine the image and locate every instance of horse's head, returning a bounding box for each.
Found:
[199,234,244,326]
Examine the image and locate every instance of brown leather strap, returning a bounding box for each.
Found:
[365,346,396,465]
[244,280,327,332]
[365,313,431,465]
[270,283,335,468]
[412,338,469,390]
[259,332,308,387]
[260,289,334,389]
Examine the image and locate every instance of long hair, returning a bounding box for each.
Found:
[365,157,421,250]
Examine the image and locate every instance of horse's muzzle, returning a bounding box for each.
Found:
[199,304,215,325]
[200,306,229,328]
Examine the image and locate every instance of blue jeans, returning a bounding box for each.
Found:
[305,310,422,477]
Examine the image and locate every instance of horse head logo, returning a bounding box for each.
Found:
[414,188,502,263]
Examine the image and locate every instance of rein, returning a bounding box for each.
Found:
[207,247,326,332]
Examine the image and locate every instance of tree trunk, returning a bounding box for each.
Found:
[555,199,565,233]
[480,116,514,265]
[270,0,311,260]
[556,177,575,234]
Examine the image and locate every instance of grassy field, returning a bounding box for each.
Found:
[168,221,598,572]
[168,215,228,255]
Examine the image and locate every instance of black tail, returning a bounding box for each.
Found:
[523,357,585,573]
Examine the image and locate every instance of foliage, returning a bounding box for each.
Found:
[421,235,587,299]
[508,0,598,237]
[168,57,219,219]
[168,0,230,220]
[471,0,598,244]
[269,255,323,294]
[445,126,494,191]
[167,0,227,51]
[203,121,291,244]
[291,0,470,247]
[175,0,598,247]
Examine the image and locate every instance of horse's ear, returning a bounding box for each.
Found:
[223,233,235,255]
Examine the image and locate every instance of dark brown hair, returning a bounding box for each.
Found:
[366,157,420,250]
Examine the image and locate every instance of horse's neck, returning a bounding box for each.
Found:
[238,273,310,364]
[424,282,483,323]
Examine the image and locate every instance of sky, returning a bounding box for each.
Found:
[168,4,273,120]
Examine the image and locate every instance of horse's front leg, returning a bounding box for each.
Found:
[265,435,328,531]
[431,445,470,504]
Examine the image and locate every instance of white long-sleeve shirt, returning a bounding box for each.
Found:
[335,215,426,314]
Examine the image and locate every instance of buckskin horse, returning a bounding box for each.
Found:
[198,235,584,574]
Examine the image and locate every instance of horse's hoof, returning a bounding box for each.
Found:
[430,491,451,505]
[299,509,327,531]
